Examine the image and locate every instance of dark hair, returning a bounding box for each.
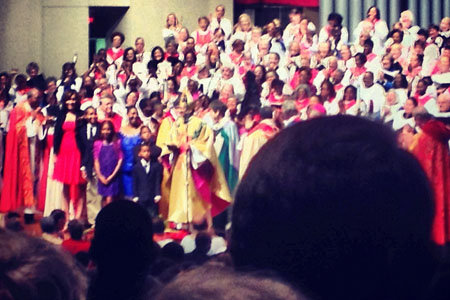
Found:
[161,242,185,263]
[394,74,408,89]
[89,200,155,300]
[152,217,165,234]
[414,39,427,50]
[407,97,419,107]
[417,28,429,38]
[260,106,273,119]
[53,90,83,155]
[328,12,343,25]
[61,89,81,113]
[367,5,380,20]
[26,62,39,75]
[99,120,116,143]
[231,116,434,300]
[320,79,336,98]
[195,232,212,254]
[184,50,197,65]
[0,229,87,300]
[355,52,367,65]
[40,216,56,233]
[61,62,77,80]
[363,38,374,49]
[389,28,404,41]
[50,209,66,224]
[68,219,84,240]
[110,31,125,44]
[429,24,440,32]
[167,76,179,92]
[343,84,357,100]
[209,100,227,117]
[198,16,210,27]
[123,47,137,63]
[151,46,165,62]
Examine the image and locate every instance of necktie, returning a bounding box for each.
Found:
[90,126,95,140]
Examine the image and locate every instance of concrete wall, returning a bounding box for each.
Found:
[42,4,89,78]
[0,0,232,77]
[111,0,234,50]
[0,0,43,75]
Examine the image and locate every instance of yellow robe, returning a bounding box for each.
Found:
[161,115,231,224]
[156,115,176,219]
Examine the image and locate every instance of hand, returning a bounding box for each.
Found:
[98,175,108,185]
[81,169,87,180]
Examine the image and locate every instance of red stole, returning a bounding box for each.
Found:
[344,100,356,111]
[181,65,198,79]
[196,30,212,47]
[367,53,377,62]
[415,93,433,106]
[295,98,310,111]
[107,48,124,63]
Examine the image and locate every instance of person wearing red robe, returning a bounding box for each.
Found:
[1,88,43,212]
[410,107,450,245]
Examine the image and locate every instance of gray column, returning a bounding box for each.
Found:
[335,0,348,29]
[445,0,450,24]
[362,0,374,19]
[377,0,388,27]
[431,0,440,25]
[408,0,418,27]
[349,0,362,42]
[389,0,400,29]
[420,0,430,28]
[320,0,334,29]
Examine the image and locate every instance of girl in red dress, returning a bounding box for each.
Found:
[53,90,85,221]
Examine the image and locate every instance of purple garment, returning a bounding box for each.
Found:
[97,143,120,197]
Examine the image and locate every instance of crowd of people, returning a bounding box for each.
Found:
[0,4,450,300]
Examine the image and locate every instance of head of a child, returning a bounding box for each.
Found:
[198,16,209,31]
[100,120,115,143]
[50,209,66,232]
[140,125,152,142]
[139,143,151,162]
[85,106,98,125]
[68,219,84,241]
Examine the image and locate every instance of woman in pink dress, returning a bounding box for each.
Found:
[53,90,85,220]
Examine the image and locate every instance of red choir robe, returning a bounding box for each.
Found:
[410,120,450,245]
[0,101,43,212]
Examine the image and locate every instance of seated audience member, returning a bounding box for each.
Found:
[88,200,159,300]
[50,209,67,239]
[181,219,227,256]
[155,263,307,300]
[40,216,63,245]
[0,228,87,300]
[161,242,185,264]
[62,219,91,255]
[153,217,174,247]
[231,116,437,300]
[3,211,23,232]
[184,232,212,266]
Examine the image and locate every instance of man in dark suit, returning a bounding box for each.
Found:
[77,106,101,225]
[132,143,162,217]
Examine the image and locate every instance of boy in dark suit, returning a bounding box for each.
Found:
[132,143,162,217]
[77,106,101,225]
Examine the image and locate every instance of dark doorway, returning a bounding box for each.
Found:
[88,6,129,64]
